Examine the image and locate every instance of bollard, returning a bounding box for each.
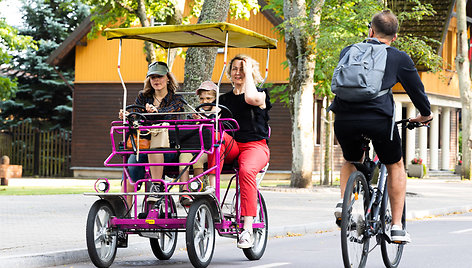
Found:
[0,155,23,186]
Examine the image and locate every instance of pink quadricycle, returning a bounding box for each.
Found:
[84,23,276,268]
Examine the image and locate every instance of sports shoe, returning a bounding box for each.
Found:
[204,186,215,193]
[179,193,193,207]
[390,225,411,243]
[237,229,254,249]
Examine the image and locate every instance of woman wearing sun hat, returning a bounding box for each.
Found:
[119,61,184,207]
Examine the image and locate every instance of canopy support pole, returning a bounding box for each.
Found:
[118,39,128,141]
[260,47,270,88]
[215,31,229,201]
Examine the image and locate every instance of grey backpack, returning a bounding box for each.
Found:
[331,38,390,102]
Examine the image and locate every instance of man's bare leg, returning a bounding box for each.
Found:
[385,159,406,227]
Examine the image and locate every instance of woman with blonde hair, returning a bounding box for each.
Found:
[207,54,271,249]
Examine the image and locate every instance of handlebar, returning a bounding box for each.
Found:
[395,118,432,130]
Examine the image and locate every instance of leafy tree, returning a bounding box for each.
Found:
[0,0,89,130]
[265,0,443,187]
[0,13,34,100]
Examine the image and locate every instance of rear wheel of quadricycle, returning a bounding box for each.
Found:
[380,188,405,268]
[150,196,178,260]
[186,199,215,268]
[243,193,268,260]
[86,199,118,268]
[341,171,371,268]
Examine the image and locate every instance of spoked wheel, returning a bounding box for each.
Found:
[150,196,178,260]
[243,192,268,260]
[341,171,370,268]
[186,199,215,268]
[86,199,118,268]
[380,188,405,268]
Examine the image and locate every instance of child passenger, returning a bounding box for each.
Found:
[178,81,218,206]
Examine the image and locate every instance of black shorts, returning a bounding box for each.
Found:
[334,118,402,165]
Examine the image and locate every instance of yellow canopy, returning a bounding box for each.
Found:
[104,22,277,49]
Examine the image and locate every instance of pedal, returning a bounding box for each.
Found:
[335,217,342,228]
[138,212,148,219]
[117,230,128,248]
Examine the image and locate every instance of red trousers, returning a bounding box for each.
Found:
[208,133,270,216]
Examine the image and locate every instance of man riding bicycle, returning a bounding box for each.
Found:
[330,10,433,243]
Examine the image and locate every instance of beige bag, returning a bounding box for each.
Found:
[150,122,170,148]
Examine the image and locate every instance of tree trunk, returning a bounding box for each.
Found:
[166,0,186,69]
[284,0,324,188]
[182,0,230,105]
[323,98,333,185]
[136,0,156,63]
[456,0,472,180]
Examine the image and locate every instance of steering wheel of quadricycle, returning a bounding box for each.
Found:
[125,104,147,124]
[195,103,233,119]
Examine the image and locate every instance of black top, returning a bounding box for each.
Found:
[135,91,184,120]
[219,88,272,143]
[329,40,431,120]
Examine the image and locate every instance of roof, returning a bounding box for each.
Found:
[394,0,456,53]
[46,15,93,66]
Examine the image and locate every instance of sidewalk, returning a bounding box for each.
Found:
[0,176,471,267]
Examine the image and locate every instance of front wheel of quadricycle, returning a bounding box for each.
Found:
[341,171,371,268]
[186,199,215,268]
[243,193,268,260]
[150,196,178,260]
[380,189,406,268]
[86,199,118,268]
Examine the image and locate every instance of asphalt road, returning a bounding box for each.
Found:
[63,212,472,268]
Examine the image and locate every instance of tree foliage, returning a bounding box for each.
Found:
[265,0,443,104]
[0,15,35,100]
[0,0,89,130]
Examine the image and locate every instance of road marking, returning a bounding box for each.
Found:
[450,228,472,234]
[250,263,291,268]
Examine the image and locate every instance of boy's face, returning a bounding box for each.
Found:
[199,90,216,110]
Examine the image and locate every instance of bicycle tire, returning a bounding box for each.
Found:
[380,188,406,268]
[341,171,371,268]
[86,199,117,268]
[242,193,268,260]
[149,196,178,260]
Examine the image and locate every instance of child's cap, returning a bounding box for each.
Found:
[196,81,218,95]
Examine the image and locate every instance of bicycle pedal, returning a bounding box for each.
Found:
[335,218,342,228]
[117,231,128,248]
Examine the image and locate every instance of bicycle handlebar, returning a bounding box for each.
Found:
[395,118,432,130]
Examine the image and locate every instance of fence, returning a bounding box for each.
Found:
[0,122,72,177]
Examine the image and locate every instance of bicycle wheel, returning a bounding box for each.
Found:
[149,196,178,260]
[341,171,370,268]
[380,189,405,268]
[186,199,215,268]
[243,193,268,260]
[86,199,118,268]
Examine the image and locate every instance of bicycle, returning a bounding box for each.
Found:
[339,118,430,268]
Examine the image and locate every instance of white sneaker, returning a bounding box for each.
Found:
[204,186,215,193]
[390,225,411,243]
[237,229,254,249]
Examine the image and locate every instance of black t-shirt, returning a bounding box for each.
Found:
[219,88,272,143]
[329,40,431,120]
